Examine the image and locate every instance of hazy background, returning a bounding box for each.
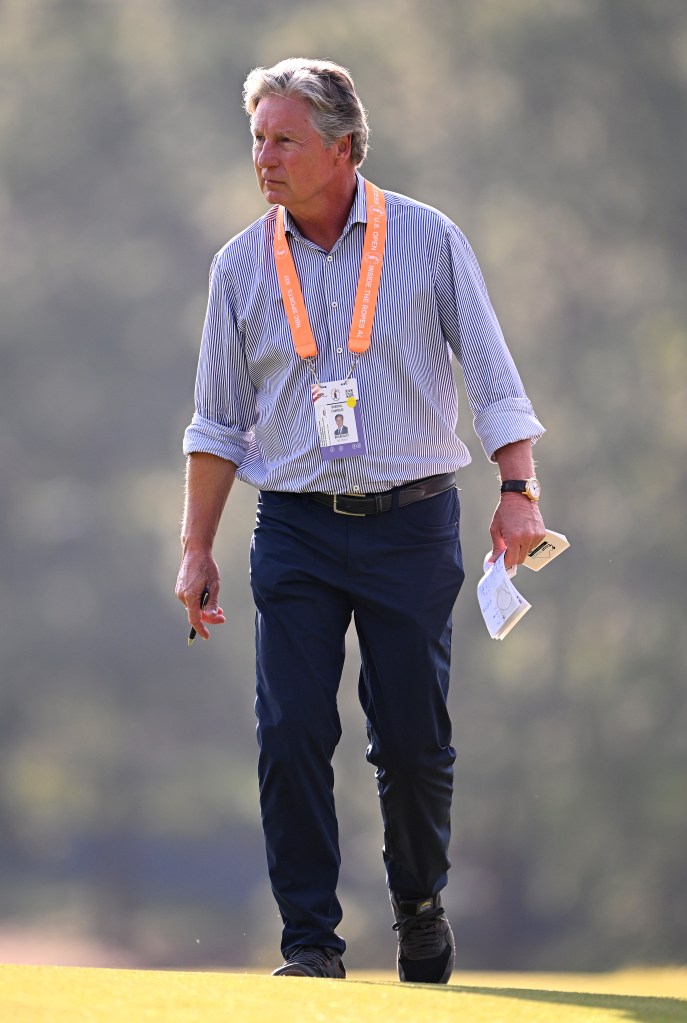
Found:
[1,0,686,973]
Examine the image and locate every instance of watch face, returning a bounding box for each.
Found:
[526,478,541,500]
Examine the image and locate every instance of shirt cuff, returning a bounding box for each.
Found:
[182,413,252,466]
[473,398,546,462]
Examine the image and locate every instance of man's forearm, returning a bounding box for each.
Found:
[489,439,545,567]
[493,439,537,483]
[181,452,237,552]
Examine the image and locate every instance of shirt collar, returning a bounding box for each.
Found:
[282,171,367,245]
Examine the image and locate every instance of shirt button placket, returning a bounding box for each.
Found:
[326,252,353,494]
[325,253,345,367]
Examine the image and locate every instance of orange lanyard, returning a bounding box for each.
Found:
[273,179,387,361]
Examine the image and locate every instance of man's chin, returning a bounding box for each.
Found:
[262,184,287,205]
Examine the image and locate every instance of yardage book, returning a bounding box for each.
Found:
[523,529,570,571]
[478,530,570,640]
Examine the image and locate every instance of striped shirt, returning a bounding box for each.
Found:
[183,173,544,493]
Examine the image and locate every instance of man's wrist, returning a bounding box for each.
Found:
[181,535,215,554]
[499,477,541,502]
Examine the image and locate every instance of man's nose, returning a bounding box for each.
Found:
[257,140,278,167]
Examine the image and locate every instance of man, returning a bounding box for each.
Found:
[333,414,349,438]
[176,58,546,982]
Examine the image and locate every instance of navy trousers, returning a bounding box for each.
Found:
[249,486,465,956]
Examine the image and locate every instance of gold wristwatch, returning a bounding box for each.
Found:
[500,478,541,502]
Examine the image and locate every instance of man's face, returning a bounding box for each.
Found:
[335,416,343,426]
[251,94,348,214]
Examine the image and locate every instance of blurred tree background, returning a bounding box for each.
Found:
[1,0,685,973]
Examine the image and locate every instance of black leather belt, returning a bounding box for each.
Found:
[308,472,456,517]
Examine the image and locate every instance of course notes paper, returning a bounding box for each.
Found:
[477,551,531,640]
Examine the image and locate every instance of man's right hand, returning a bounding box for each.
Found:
[176,452,237,641]
[175,549,226,641]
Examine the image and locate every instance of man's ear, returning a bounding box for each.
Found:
[335,134,352,162]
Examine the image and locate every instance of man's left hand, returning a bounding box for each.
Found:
[489,494,546,571]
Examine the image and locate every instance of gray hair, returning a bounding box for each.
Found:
[243,58,369,167]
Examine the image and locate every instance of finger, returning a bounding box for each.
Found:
[191,612,226,642]
[489,532,506,563]
[201,605,226,625]
[191,596,226,640]
[528,530,547,556]
[187,605,207,636]
[518,528,546,561]
[192,623,210,642]
[504,543,523,570]
[488,547,503,565]
[202,590,221,615]
[175,580,206,616]
[184,585,211,632]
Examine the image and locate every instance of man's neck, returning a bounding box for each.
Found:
[287,175,358,252]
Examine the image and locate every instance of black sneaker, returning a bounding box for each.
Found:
[272,945,346,978]
[391,893,455,983]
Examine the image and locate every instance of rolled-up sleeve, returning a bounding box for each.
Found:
[183,253,257,465]
[437,225,545,461]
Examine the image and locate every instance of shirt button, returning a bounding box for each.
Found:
[351,485,361,493]
[327,255,334,262]
[337,347,343,353]
[332,301,338,308]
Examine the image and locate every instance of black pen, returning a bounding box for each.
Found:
[188,586,210,646]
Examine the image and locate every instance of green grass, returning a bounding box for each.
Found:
[1,965,685,1023]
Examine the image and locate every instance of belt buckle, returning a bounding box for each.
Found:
[332,494,366,517]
